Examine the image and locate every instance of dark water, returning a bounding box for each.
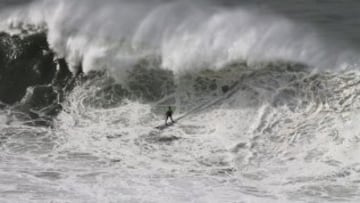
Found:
[0,0,34,7]
[252,0,360,47]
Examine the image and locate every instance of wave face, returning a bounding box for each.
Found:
[0,31,75,125]
[1,0,360,202]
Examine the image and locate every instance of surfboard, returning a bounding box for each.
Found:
[155,121,176,130]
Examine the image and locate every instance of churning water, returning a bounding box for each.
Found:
[1,0,360,202]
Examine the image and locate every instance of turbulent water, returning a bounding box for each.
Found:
[1,0,360,202]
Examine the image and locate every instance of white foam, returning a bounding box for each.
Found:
[1,0,359,78]
[1,1,360,202]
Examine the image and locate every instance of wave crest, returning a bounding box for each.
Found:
[1,0,358,79]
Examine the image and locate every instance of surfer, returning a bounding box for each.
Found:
[165,106,175,125]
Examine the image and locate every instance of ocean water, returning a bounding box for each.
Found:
[1,0,360,202]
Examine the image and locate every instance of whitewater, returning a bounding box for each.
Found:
[1,0,360,202]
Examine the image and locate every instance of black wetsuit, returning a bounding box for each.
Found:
[166,108,174,124]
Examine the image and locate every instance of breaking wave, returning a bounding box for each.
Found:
[0,0,360,202]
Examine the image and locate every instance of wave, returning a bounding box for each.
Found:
[47,58,360,202]
[0,31,76,125]
[1,0,359,77]
[2,1,360,202]
[0,0,359,126]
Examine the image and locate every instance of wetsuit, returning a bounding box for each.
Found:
[165,108,174,124]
